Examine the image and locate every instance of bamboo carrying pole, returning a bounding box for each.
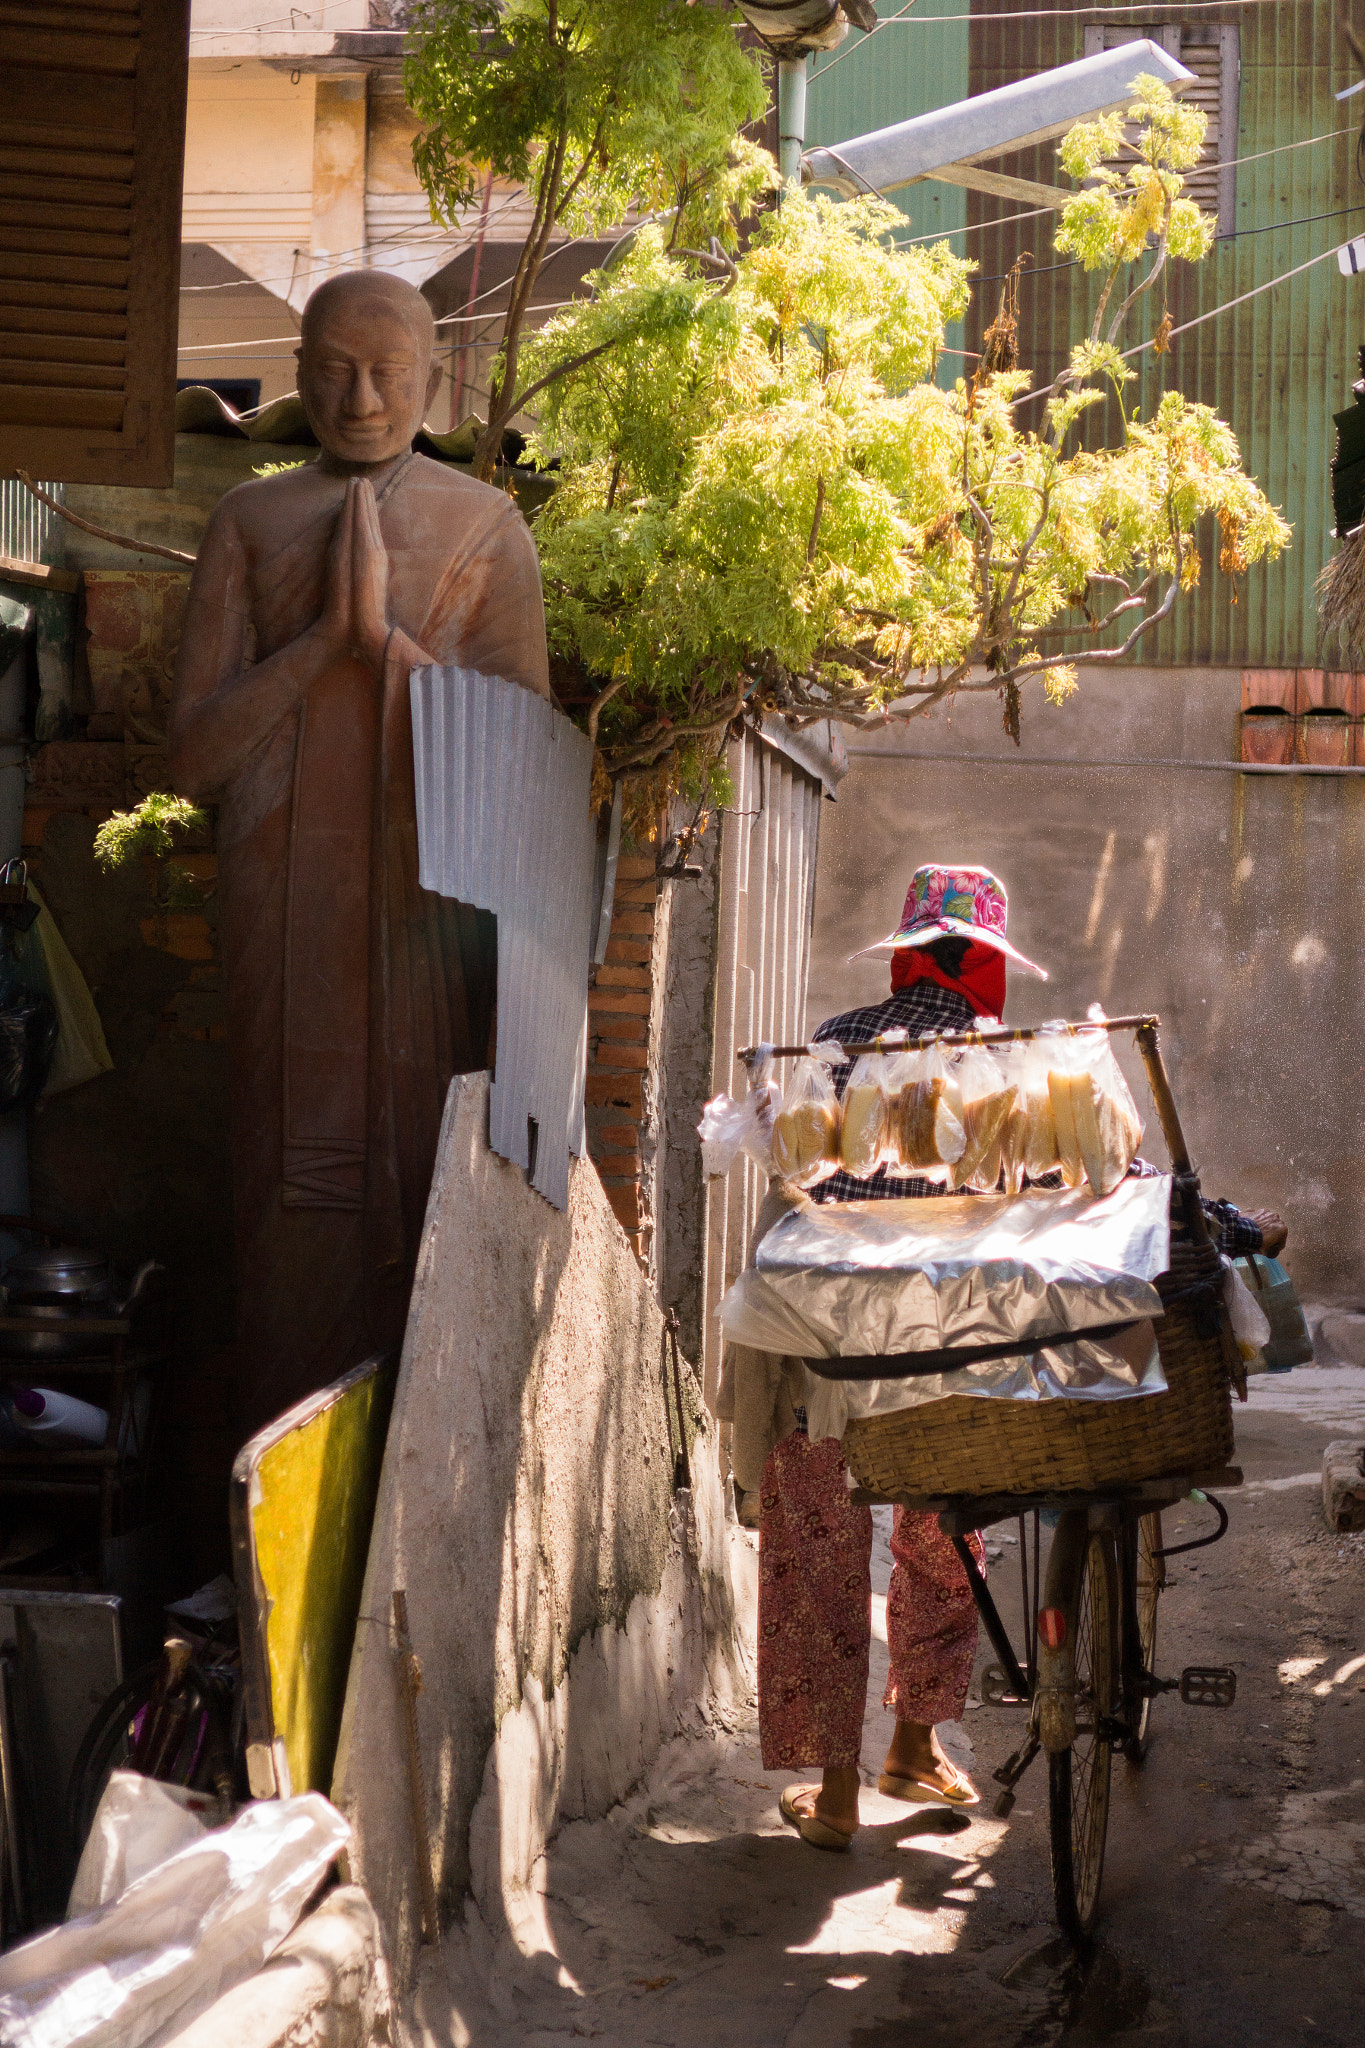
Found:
[392,1589,440,1946]
[739,1012,1160,1063]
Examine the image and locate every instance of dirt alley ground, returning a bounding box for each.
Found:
[416,1362,1365,2048]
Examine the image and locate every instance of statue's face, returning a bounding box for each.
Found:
[299,296,437,469]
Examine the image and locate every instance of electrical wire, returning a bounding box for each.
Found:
[877,0,1285,18]
[176,298,585,354]
[809,0,1287,78]
[805,0,920,90]
[189,21,409,35]
[179,208,654,346]
[178,186,531,294]
[884,124,1362,247]
[972,199,1365,284]
[187,0,392,30]
[1008,237,1343,408]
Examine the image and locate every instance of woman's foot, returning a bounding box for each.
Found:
[879,1720,979,1807]
[780,1765,860,1848]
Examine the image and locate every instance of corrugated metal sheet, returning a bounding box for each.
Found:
[701,732,825,1401]
[410,665,596,1211]
[967,0,1356,667]
[0,479,63,567]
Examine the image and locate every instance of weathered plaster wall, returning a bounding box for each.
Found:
[331,1074,747,1996]
[810,665,1365,1302]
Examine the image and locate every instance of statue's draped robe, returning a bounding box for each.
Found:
[173,457,550,1429]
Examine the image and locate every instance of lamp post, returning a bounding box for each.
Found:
[778,53,807,191]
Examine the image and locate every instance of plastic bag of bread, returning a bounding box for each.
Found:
[838,1051,894,1176]
[886,1041,966,1182]
[950,1041,1018,1191]
[1046,1027,1144,1199]
[771,1050,842,1188]
[997,1036,1060,1194]
[699,1046,781,1178]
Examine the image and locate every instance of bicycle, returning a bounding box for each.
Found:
[66,1627,244,1862]
[895,1476,1236,1939]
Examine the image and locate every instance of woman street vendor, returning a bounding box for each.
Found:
[723,862,1286,1851]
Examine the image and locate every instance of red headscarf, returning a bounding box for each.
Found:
[890,939,1006,1019]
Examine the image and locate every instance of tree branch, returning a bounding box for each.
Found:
[806,475,825,565]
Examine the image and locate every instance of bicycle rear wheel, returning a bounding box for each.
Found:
[1048,1528,1118,1941]
[66,1664,160,1856]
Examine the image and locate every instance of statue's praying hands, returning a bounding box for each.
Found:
[314,475,401,678]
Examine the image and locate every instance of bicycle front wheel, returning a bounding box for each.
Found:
[1123,1511,1164,1763]
[1048,1528,1118,1941]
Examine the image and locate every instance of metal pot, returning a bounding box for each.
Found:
[5,1243,117,1305]
[0,1244,161,1358]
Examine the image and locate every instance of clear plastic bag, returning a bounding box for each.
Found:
[1222,1254,1271,1363]
[1046,1024,1144,1199]
[838,1051,894,1177]
[771,1049,842,1188]
[30,882,114,1097]
[67,1771,214,1920]
[699,1045,781,1178]
[950,1041,1018,1191]
[996,1036,1061,1193]
[887,1040,966,1183]
[0,1791,350,2048]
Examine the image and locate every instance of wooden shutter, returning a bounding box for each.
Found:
[1084,23,1239,230]
[0,0,190,487]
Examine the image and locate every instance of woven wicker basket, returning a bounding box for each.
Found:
[840,1230,1236,1499]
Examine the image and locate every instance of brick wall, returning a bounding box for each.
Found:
[584,854,657,1259]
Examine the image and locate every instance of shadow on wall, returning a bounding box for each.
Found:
[809,669,1362,1302]
[331,1072,742,1996]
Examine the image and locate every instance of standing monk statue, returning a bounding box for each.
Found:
[170,271,551,1431]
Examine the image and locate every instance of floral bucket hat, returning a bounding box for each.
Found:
[854,862,1047,977]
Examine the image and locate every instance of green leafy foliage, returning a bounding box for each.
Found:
[404,0,770,477]
[93,794,207,871]
[517,91,1288,788]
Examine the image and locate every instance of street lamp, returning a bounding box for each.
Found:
[800,40,1196,212]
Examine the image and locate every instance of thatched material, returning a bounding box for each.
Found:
[1318,524,1365,664]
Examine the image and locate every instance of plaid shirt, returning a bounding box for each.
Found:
[809,982,976,1204]
[807,984,1265,1253]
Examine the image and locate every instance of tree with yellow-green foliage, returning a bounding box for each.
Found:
[409,39,1289,799]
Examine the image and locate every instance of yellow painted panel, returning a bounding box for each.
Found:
[184,68,315,196]
[250,1360,394,1794]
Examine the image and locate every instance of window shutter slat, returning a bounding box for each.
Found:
[0,0,187,486]
[1086,22,1237,230]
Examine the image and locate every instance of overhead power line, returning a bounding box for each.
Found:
[886,123,1361,247]
[808,0,1285,88]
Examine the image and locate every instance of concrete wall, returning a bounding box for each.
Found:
[810,666,1364,1304]
[331,1074,749,1998]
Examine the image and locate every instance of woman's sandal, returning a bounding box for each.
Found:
[779,1783,856,1852]
[876,1763,980,1808]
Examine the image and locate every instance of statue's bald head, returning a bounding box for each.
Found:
[300,270,436,359]
[297,269,441,473]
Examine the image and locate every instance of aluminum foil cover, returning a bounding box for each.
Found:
[718,1176,1172,1433]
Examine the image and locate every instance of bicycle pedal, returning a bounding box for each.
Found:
[993,1788,1016,1818]
[981,1662,1031,1707]
[1179,1665,1237,1707]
